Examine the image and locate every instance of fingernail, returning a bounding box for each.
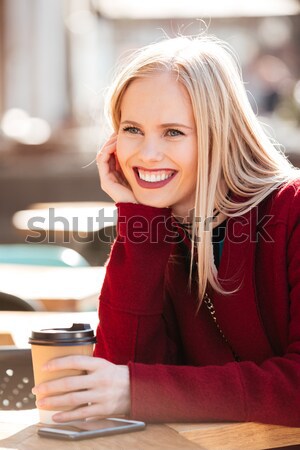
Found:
[52,414,63,422]
[36,399,45,407]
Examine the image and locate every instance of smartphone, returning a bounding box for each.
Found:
[38,417,146,441]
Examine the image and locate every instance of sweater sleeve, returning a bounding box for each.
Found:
[94,202,179,364]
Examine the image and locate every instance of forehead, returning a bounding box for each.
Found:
[120,72,194,122]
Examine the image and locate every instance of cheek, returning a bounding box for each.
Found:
[176,145,198,173]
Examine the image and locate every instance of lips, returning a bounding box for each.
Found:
[133,167,177,189]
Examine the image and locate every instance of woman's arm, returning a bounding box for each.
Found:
[94,202,180,365]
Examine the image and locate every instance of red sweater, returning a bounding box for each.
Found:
[94,180,300,429]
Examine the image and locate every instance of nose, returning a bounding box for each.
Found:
[138,137,163,163]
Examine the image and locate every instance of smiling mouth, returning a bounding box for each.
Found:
[133,167,177,189]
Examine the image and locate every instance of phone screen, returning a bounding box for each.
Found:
[38,418,146,440]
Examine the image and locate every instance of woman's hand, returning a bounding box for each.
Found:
[32,355,130,422]
[97,133,137,204]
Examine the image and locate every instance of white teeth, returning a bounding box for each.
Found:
[137,169,174,182]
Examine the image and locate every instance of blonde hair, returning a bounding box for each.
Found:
[105,35,299,305]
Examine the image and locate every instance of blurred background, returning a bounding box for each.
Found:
[1,0,300,264]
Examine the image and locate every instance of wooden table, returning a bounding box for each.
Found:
[1,411,300,450]
[1,312,300,449]
[0,264,105,312]
[167,422,300,450]
[0,412,201,449]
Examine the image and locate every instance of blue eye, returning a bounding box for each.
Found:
[123,126,141,134]
[166,129,184,137]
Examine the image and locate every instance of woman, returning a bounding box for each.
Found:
[33,36,300,430]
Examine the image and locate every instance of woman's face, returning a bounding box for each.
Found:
[116,71,198,219]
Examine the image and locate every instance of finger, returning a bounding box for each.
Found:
[101,132,117,146]
[105,152,129,187]
[98,135,117,152]
[43,355,108,372]
[36,388,103,410]
[108,131,117,140]
[52,403,107,423]
[97,147,117,181]
[32,373,94,397]
[96,136,117,161]
[96,147,116,171]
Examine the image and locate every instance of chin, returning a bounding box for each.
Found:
[135,195,170,209]
[141,200,170,209]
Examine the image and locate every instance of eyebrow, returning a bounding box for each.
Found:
[120,120,193,130]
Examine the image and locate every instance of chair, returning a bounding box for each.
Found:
[0,244,89,267]
[0,292,35,311]
[0,348,35,410]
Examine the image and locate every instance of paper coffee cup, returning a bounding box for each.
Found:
[29,323,96,424]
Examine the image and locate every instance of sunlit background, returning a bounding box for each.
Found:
[1,1,300,409]
[1,0,300,250]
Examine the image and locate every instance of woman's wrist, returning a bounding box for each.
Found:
[117,365,131,416]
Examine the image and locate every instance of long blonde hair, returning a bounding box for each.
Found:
[105,35,299,304]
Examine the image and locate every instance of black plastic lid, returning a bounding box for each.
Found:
[29,323,96,346]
